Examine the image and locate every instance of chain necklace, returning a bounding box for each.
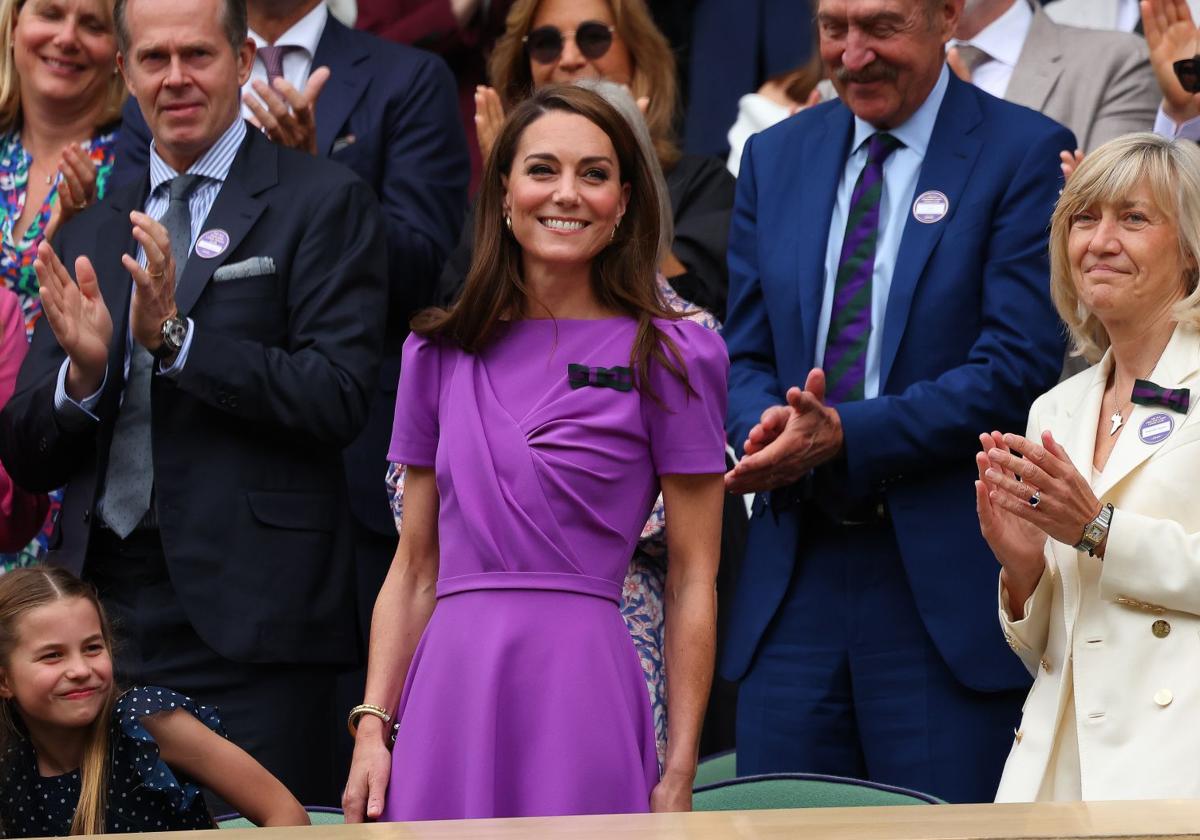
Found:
[1108,392,1133,436]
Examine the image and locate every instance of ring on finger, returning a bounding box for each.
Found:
[148,268,165,280]
[1028,490,1041,509]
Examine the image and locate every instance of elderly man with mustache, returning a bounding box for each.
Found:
[721,0,1073,802]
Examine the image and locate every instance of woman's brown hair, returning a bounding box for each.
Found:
[0,567,116,835]
[412,84,691,403]
[0,0,126,133]
[488,0,680,170]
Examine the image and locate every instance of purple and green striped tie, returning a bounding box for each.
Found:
[824,132,903,404]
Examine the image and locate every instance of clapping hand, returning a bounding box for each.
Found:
[974,431,1047,612]
[121,212,178,352]
[33,241,111,399]
[244,67,331,155]
[946,45,974,83]
[1059,149,1085,182]
[980,430,1102,549]
[474,85,505,163]
[44,144,99,242]
[724,368,844,494]
[1142,0,1200,126]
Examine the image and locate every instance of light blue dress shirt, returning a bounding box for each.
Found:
[814,64,950,400]
[54,117,247,424]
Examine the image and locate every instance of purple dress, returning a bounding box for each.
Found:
[382,317,728,821]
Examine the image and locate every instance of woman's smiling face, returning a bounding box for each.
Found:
[503,109,629,274]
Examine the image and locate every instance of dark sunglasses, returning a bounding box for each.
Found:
[523,21,616,65]
[1175,56,1200,93]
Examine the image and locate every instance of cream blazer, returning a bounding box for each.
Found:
[995,324,1200,802]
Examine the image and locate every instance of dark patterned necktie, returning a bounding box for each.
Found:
[257,45,297,86]
[824,132,903,404]
[99,174,201,537]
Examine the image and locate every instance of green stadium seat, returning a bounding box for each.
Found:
[693,772,944,811]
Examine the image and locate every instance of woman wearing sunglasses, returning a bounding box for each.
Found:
[439,0,735,325]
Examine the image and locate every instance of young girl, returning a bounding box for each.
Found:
[0,567,309,836]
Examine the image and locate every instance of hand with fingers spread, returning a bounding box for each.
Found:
[474,85,505,163]
[974,431,1047,614]
[122,211,179,352]
[244,67,331,155]
[1142,0,1200,126]
[724,368,843,494]
[981,429,1105,551]
[33,241,112,400]
[44,144,100,242]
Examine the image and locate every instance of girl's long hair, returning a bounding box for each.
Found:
[412,84,691,403]
[0,567,116,835]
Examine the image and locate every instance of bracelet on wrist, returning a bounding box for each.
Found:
[347,703,391,738]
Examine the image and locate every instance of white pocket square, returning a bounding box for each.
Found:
[213,256,275,281]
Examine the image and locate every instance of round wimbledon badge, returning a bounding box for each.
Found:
[912,190,949,224]
[194,229,230,259]
[1139,412,1174,445]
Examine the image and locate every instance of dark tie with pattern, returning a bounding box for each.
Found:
[824,132,903,404]
[257,45,296,86]
[99,174,201,537]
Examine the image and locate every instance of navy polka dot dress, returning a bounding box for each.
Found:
[0,687,224,836]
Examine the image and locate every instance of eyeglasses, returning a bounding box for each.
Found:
[1175,56,1200,93]
[523,21,616,65]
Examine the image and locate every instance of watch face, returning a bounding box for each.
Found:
[162,318,186,352]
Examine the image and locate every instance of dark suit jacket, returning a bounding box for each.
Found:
[354,0,512,194]
[0,127,388,665]
[114,17,469,536]
[721,74,1074,692]
[683,0,813,157]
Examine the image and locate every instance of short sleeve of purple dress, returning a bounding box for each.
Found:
[382,317,728,821]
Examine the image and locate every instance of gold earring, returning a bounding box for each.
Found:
[610,222,619,243]
[505,214,512,231]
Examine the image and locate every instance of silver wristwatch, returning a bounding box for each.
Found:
[1074,503,1114,556]
[153,314,188,361]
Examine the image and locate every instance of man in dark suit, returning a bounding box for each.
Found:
[113,4,468,647]
[721,0,1072,802]
[0,0,387,806]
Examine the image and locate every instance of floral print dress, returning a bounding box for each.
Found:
[0,127,118,573]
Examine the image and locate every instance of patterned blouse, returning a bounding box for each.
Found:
[0,127,119,339]
[385,275,722,771]
[0,126,119,573]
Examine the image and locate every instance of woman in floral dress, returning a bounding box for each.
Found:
[0,0,125,571]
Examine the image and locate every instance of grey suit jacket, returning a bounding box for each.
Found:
[1007,5,1158,151]
[1045,0,1200,30]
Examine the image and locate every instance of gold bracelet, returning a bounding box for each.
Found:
[347,703,392,737]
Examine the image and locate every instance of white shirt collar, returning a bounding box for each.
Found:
[850,63,949,160]
[952,0,1032,70]
[249,2,328,56]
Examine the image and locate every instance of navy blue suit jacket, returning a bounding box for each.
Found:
[721,74,1073,692]
[0,128,388,665]
[114,18,469,535]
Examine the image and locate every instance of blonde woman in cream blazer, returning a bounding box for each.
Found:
[975,133,1200,801]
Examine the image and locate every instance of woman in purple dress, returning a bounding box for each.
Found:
[342,85,728,822]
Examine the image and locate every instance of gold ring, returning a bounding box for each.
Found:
[148,269,165,280]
